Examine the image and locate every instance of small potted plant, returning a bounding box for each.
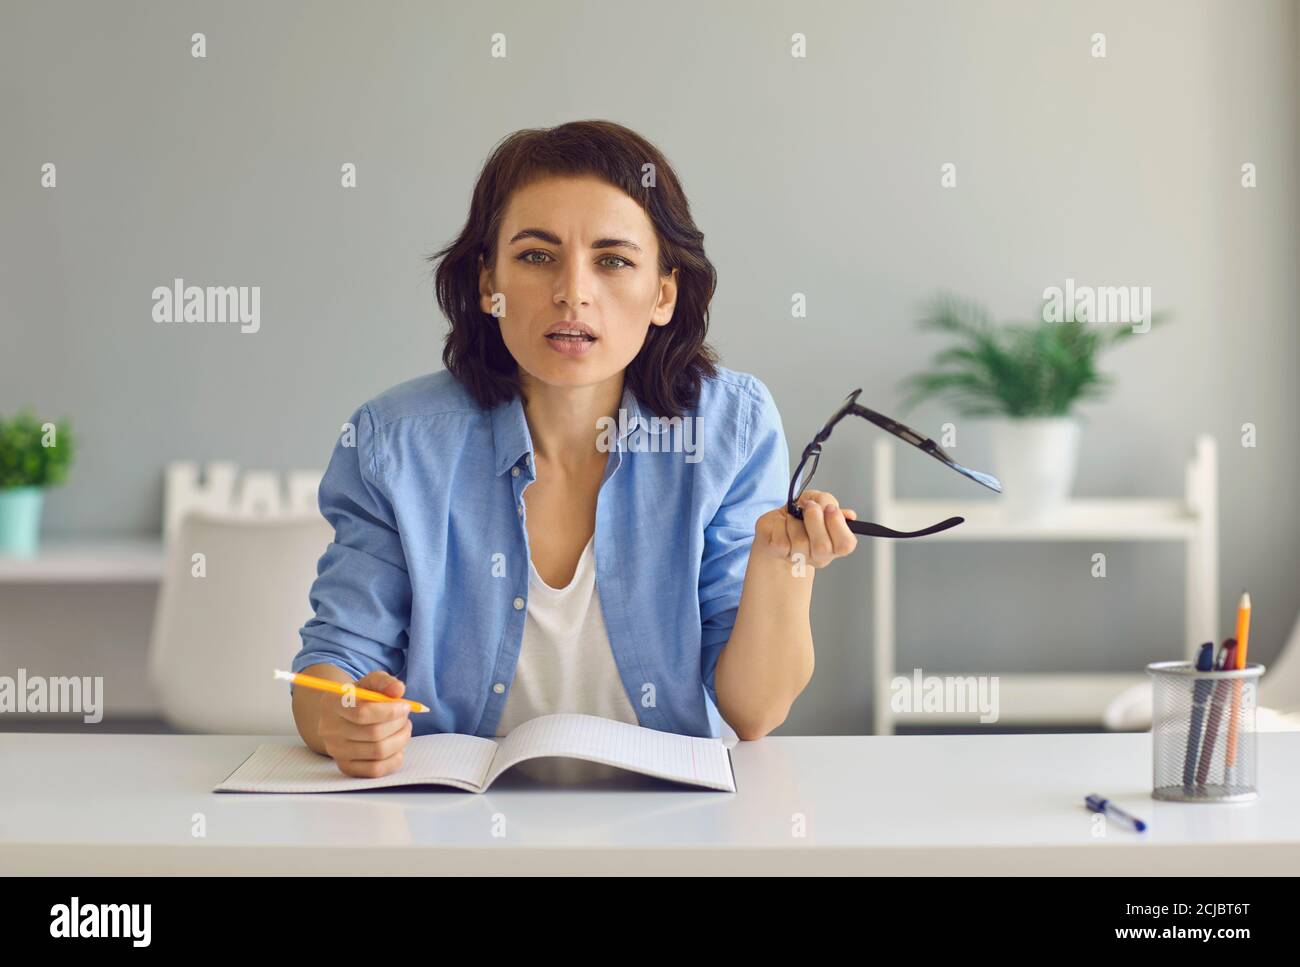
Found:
[897,293,1167,517]
[0,409,76,556]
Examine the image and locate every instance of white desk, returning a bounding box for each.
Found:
[2,731,1297,874]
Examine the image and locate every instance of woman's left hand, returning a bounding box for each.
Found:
[753,489,860,570]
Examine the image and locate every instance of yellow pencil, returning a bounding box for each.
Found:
[1225,592,1251,769]
[273,669,430,712]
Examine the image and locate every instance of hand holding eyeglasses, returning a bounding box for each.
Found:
[780,388,1004,544]
[754,488,862,570]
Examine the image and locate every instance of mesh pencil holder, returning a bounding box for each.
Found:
[1147,660,1266,803]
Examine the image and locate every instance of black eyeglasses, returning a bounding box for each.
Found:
[788,389,1003,539]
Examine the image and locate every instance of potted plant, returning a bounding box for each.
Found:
[0,409,75,556]
[897,293,1167,517]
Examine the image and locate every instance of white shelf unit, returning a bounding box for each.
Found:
[0,538,165,583]
[871,435,1217,734]
[0,461,324,585]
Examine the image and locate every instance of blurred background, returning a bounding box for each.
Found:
[1,0,1296,736]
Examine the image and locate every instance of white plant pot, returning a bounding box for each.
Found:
[985,417,1081,518]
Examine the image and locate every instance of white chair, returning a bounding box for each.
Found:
[1104,606,1300,732]
[146,459,331,733]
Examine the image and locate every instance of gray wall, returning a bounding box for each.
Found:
[2,0,1296,731]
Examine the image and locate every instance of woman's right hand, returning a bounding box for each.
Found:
[316,670,414,777]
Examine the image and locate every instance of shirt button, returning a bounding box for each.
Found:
[513,596,525,610]
[511,466,520,477]
[493,682,505,694]
[517,503,524,517]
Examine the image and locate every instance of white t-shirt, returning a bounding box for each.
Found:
[495,535,641,783]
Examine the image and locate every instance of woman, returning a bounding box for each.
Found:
[290,120,861,781]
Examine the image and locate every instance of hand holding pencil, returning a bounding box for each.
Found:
[277,669,426,779]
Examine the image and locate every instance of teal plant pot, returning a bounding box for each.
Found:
[0,486,44,557]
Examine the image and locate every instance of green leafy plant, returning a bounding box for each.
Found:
[0,409,76,489]
[897,292,1169,418]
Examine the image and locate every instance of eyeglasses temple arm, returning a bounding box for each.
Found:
[845,516,965,539]
[848,404,1002,492]
[850,403,932,448]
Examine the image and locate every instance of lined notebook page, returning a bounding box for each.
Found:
[487,713,735,791]
[213,733,499,793]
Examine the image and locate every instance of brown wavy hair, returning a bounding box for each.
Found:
[426,120,719,419]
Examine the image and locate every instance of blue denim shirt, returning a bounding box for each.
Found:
[291,364,790,739]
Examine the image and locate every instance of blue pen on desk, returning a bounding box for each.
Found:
[1183,642,1216,791]
[1085,794,1148,832]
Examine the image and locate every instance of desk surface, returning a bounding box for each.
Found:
[3,731,1297,874]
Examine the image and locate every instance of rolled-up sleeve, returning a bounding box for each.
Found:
[291,403,411,692]
[698,376,790,706]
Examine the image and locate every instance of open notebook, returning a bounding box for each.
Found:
[214,712,736,793]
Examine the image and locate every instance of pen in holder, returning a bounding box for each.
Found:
[1147,660,1266,802]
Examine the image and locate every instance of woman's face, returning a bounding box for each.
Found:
[479,175,678,391]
